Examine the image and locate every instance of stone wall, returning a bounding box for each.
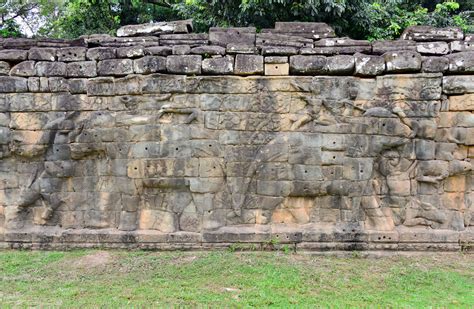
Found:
[0,21,473,250]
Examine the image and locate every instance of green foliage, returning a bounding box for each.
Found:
[0,0,472,40]
[0,18,22,37]
[364,0,471,41]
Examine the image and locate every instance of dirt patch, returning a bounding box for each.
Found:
[70,251,114,269]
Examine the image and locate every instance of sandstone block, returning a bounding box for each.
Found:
[450,41,474,52]
[0,77,28,92]
[372,40,417,54]
[234,54,263,75]
[10,61,36,77]
[0,61,10,75]
[35,61,67,77]
[422,56,449,73]
[145,46,173,56]
[209,27,256,47]
[86,47,116,60]
[117,46,145,58]
[264,63,289,76]
[262,46,298,56]
[57,47,87,62]
[416,42,449,55]
[191,45,226,56]
[28,48,56,61]
[325,55,354,75]
[401,26,464,41]
[384,51,422,73]
[117,20,192,37]
[289,55,326,74]
[446,52,474,73]
[97,59,133,76]
[202,56,234,74]
[133,56,166,74]
[449,94,474,111]
[0,49,27,61]
[265,56,288,64]
[443,76,474,94]
[66,61,97,77]
[354,53,385,76]
[166,55,202,75]
[172,45,191,55]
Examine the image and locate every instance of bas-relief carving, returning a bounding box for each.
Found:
[0,74,473,239]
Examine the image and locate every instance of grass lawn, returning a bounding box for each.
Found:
[0,249,472,307]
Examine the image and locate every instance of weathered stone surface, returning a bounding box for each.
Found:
[273,22,336,39]
[226,43,257,54]
[401,26,464,41]
[209,27,256,47]
[86,47,116,61]
[117,46,144,58]
[354,53,385,76]
[35,62,67,77]
[0,61,10,75]
[262,46,298,56]
[97,59,133,76]
[10,61,36,77]
[190,45,226,56]
[422,56,449,73]
[117,20,193,37]
[264,63,289,76]
[202,56,234,74]
[450,41,474,52]
[0,77,28,92]
[160,34,208,47]
[172,45,191,55]
[372,40,417,54]
[256,33,313,48]
[446,52,474,73]
[28,48,56,61]
[133,56,166,74]
[0,24,473,251]
[0,49,27,61]
[166,55,202,75]
[417,42,449,55]
[384,51,422,73]
[57,47,87,62]
[66,61,97,77]
[303,38,371,55]
[325,55,354,74]
[234,54,263,75]
[443,76,474,94]
[145,46,173,56]
[289,55,326,74]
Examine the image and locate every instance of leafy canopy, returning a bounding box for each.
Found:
[0,0,472,40]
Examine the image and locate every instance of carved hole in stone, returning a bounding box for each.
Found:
[382,123,386,127]
[378,237,381,240]
[352,229,355,232]
[383,236,386,239]
[145,147,148,150]
[304,170,307,173]
[134,167,137,170]
[342,229,346,232]
[286,235,289,239]
[360,170,363,173]
[208,144,212,147]
[275,66,278,69]
[175,147,179,151]
[333,156,336,159]
[412,54,415,58]
[207,210,211,214]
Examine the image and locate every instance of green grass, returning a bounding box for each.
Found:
[0,250,472,307]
